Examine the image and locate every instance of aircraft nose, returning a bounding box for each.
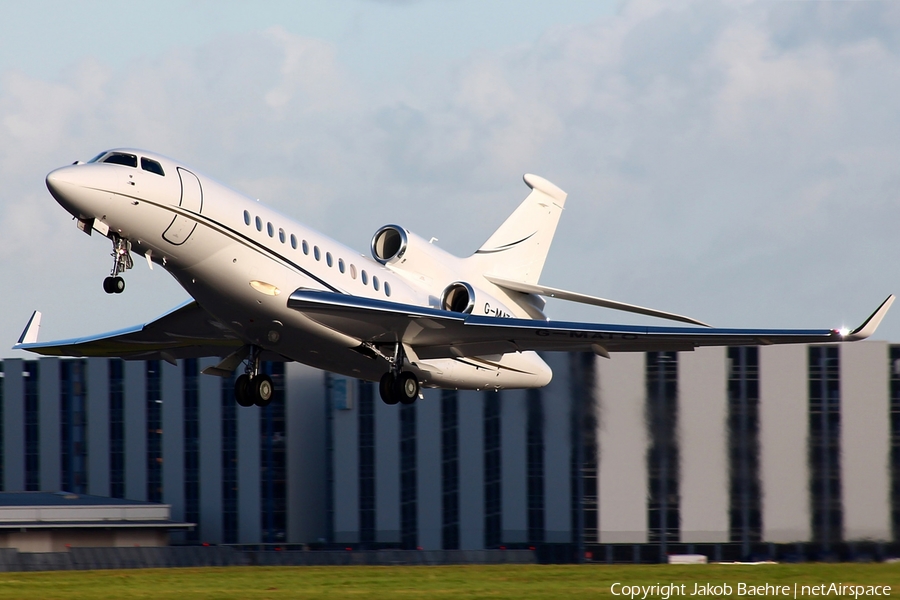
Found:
[46,166,78,198]
[45,165,105,220]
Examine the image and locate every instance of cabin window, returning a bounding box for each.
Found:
[338,258,345,274]
[102,152,137,168]
[350,264,357,279]
[290,234,297,249]
[302,240,309,255]
[314,246,321,261]
[267,222,274,237]
[243,210,251,226]
[278,228,285,243]
[326,252,333,267]
[372,276,380,291]
[361,270,368,285]
[140,157,165,176]
[384,282,391,297]
[255,216,262,232]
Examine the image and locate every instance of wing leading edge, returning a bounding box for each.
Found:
[287,289,895,359]
[12,301,244,362]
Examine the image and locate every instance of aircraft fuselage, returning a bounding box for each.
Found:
[45,149,552,390]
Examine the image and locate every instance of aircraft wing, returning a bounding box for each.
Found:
[12,301,244,362]
[287,289,894,359]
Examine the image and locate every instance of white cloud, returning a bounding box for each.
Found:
[3,0,900,354]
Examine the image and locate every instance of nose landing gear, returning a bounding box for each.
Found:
[234,346,274,407]
[103,235,133,294]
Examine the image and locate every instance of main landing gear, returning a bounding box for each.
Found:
[103,234,133,294]
[378,344,420,405]
[234,346,274,408]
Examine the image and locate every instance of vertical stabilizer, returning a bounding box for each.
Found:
[471,174,567,284]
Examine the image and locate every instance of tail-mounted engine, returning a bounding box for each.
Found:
[371,224,516,319]
[440,282,475,313]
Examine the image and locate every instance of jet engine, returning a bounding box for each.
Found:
[371,224,518,319]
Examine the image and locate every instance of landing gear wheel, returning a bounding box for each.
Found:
[380,372,399,405]
[235,374,254,407]
[395,372,419,405]
[254,374,274,407]
[102,276,125,294]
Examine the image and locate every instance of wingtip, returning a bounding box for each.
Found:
[844,295,894,341]
[14,311,42,347]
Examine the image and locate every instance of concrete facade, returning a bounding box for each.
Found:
[1,342,899,552]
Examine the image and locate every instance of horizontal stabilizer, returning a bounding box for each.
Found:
[486,276,711,327]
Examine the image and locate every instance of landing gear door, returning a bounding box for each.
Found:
[163,167,203,245]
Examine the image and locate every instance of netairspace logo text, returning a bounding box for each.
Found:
[611,582,892,599]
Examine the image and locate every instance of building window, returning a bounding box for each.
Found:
[646,351,679,547]
[325,373,336,544]
[400,403,417,549]
[728,347,761,556]
[570,353,598,546]
[890,347,900,542]
[809,345,842,549]
[109,359,125,499]
[60,359,88,494]
[222,371,238,544]
[358,381,376,546]
[146,361,163,503]
[0,363,4,491]
[527,389,545,544]
[24,362,39,491]
[184,359,200,544]
[260,362,287,544]
[441,390,459,550]
[484,392,501,549]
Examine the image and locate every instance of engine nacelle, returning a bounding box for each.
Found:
[371,225,518,318]
[440,281,476,314]
[371,224,464,285]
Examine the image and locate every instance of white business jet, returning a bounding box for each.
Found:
[13,149,894,407]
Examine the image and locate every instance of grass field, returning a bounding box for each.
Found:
[0,563,898,599]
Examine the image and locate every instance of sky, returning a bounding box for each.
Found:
[2,0,900,358]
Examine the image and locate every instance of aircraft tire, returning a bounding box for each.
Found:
[113,276,125,293]
[380,372,399,405]
[235,374,254,407]
[395,372,419,405]
[102,277,116,294]
[254,374,274,407]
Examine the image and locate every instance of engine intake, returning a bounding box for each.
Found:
[371,225,408,264]
[441,282,475,314]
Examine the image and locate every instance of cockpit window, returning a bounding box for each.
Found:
[102,152,137,168]
[87,152,107,163]
[141,157,165,176]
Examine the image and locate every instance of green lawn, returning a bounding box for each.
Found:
[0,563,897,599]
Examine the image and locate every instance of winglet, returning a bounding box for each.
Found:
[16,311,42,346]
[843,295,894,341]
